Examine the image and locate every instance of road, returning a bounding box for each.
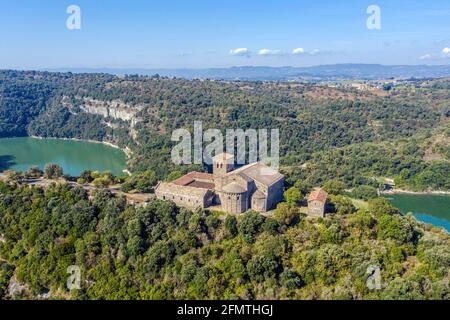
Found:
[0,173,155,204]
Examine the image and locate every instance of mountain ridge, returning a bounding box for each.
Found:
[43,63,450,81]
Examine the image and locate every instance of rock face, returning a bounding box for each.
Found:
[78,97,143,122]
[8,276,26,297]
[61,96,143,143]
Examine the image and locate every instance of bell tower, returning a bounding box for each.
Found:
[213,153,234,176]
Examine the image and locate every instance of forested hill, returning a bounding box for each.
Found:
[0,181,449,300]
[0,70,449,191]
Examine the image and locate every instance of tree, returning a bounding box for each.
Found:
[323,179,346,195]
[368,198,400,217]
[166,171,182,182]
[238,211,264,244]
[329,195,355,215]
[44,163,63,179]
[224,216,238,238]
[294,180,311,195]
[280,268,303,290]
[377,215,414,244]
[274,203,301,226]
[25,166,43,179]
[352,185,378,200]
[246,255,278,282]
[284,187,302,205]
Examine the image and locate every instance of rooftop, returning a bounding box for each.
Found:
[239,162,284,187]
[308,188,328,203]
[173,171,215,189]
[222,182,246,194]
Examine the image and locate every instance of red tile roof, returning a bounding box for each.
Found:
[308,188,328,203]
[186,172,214,181]
[173,175,195,186]
[187,180,215,190]
[173,172,215,188]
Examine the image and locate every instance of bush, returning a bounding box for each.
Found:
[352,185,378,201]
[238,211,264,244]
[44,163,63,179]
[284,187,303,204]
[323,180,346,195]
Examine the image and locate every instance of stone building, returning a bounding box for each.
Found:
[307,188,328,217]
[155,153,284,214]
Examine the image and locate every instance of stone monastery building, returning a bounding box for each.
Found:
[155,153,284,214]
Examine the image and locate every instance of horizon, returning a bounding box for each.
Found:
[1,0,449,69]
[4,62,450,74]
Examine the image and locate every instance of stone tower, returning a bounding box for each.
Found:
[212,153,234,176]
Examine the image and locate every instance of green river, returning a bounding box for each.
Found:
[384,194,450,232]
[0,137,127,177]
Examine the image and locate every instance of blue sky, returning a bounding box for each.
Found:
[0,0,449,69]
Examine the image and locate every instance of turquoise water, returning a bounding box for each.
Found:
[0,137,127,177]
[384,194,450,232]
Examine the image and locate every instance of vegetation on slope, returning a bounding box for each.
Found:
[0,181,448,300]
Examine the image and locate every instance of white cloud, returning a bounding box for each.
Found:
[292,48,305,55]
[258,49,282,56]
[229,48,250,57]
[443,47,450,57]
[419,54,432,60]
[310,49,320,55]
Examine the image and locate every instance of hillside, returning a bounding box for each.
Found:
[0,70,448,191]
[0,181,448,300]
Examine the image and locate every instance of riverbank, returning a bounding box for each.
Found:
[30,135,133,158]
[381,189,450,196]
[0,137,128,176]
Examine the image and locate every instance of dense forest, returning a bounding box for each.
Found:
[0,70,448,190]
[0,181,449,300]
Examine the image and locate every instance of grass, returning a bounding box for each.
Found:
[350,198,369,210]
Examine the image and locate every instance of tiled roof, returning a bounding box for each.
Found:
[173,171,214,187]
[173,175,195,186]
[222,182,246,193]
[239,163,284,187]
[187,180,215,189]
[308,188,328,203]
[186,171,214,181]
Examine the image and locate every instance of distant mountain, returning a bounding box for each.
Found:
[47,64,450,81]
